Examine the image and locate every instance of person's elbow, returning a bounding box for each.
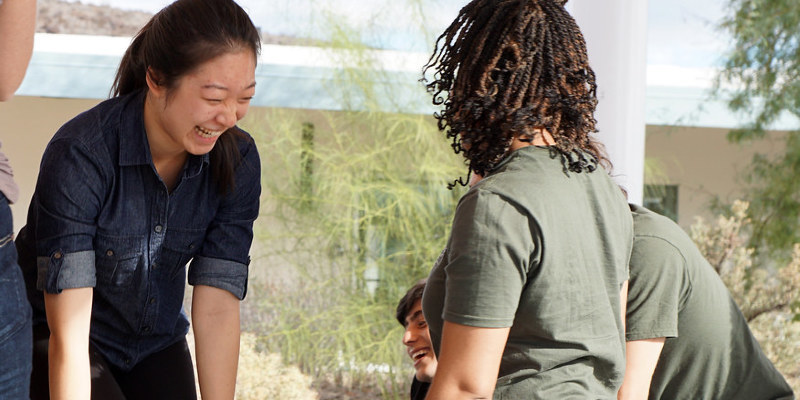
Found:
[458,382,495,399]
[0,69,31,101]
[427,372,498,399]
[0,87,15,102]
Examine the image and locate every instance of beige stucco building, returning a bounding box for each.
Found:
[1,33,791,233]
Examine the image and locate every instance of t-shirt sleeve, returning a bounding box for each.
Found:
[441,188,538,328]
[33,137,107,294]
[625,235,683,341]
[188,138,261,300]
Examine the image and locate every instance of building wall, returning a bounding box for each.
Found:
[645,124,786,228]
[1,95,788,234]
[0,95,328,234]
[1,96,101,232]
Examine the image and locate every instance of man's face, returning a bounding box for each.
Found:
[402,300,437,382]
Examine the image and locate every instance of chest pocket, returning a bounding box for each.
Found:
[159,229,205,281]
[95,234,145,287]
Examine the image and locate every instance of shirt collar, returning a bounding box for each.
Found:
[118,90,210,176]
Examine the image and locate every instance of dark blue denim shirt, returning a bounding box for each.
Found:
[16,90,261,371]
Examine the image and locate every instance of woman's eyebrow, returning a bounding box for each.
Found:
[202,81,257,91]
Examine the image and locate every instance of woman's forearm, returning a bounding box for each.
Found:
[192,285,241,400]
[618,338,666,400]
[44,288,93,400]
[0,0,37,100]
[48,336,91,399]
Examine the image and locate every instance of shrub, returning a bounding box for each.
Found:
[689,200,800,391]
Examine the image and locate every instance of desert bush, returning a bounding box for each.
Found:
[239,101,463,397]
[232,1,467,395]
[689,200,800,391]
[236,333,319,400]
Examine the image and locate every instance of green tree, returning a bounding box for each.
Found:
[715,0,800,259]
[238,1,466,398]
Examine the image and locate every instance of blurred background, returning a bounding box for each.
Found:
[2,0,798,397]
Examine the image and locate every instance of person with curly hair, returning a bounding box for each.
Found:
[420,0,633,398]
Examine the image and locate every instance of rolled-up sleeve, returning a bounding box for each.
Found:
[33,136,107,293]
[188,138,261,300]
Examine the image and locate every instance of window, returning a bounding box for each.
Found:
[643,184,678,222]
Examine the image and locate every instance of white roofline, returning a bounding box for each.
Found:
[23,33,798,130]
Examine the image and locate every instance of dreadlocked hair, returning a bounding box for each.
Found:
[422,0,610,187]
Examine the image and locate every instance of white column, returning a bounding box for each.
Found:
[569,1,648,204]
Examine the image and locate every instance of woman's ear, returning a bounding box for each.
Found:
[145,67,166,97]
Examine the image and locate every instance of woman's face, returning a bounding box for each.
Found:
[147,49,257,156]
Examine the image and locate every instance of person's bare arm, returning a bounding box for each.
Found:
[44,287,93,400]
[618,338,666,400]
[620,279,628,332]
[192,284,240,400]
[425,321,510,399]
[0,0,36,101]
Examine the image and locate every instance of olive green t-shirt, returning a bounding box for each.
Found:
[627,205,794,400]
[423,146,633,399]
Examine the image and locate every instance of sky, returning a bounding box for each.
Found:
[63,0,731,70]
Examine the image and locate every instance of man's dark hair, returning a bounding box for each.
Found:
[422,0,610,186]
[396,279,427,326]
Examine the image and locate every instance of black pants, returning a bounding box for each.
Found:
[31,324,197,400]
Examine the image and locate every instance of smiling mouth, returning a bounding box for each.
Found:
[195,126,224,138]
[411,348,430,364]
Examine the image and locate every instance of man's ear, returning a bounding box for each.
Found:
[145,67,166,97]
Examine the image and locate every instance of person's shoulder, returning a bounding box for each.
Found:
[53,94,135,147]
[630,205,697,264]
[410,377,430,400]
[630,204,684,239]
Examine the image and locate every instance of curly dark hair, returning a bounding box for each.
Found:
[422,0,610,186]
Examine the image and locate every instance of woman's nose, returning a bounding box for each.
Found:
[216,103,238,128]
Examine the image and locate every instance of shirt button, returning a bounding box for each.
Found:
[106,249,114,257]
[154,225,163,233]
[149,298,156,304]
[53,251,62,259]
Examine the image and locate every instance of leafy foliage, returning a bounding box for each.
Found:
[715,0,800,257]
[236,1,465,397]
[242,107,463,398]
[690,201,800,391]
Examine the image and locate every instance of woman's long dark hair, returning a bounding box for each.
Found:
[112,0,261,195]
[422,0,610,186]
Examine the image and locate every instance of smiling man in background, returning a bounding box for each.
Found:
[396,279,437,400]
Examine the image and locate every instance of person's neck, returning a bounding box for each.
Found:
[143,94,188,191]
[509,128,555,151]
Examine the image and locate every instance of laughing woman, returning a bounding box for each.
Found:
[16,0,261,398]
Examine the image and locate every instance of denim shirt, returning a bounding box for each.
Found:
[15,90,261,370]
